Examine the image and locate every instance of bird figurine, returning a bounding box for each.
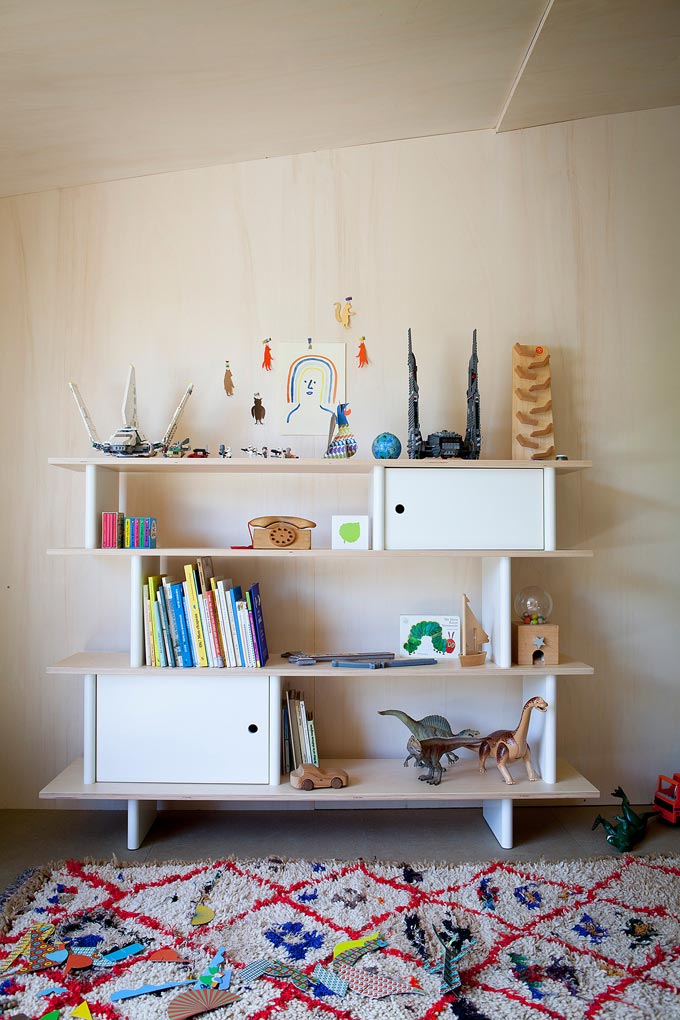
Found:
[325,402,357,458]
[251,393,266,424]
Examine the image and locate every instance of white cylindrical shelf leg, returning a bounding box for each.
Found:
[482,556,512,667]
[130,556,159,667]
[523,673,557,783]
[127,799,157,850]
[83,674,96,784]
[269,675,282,785]
[543,467,556,551]
[371,466,385,550]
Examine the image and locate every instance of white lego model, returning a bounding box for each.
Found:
[69,366,193,457]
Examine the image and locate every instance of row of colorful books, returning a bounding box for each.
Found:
[282,688,319,773]
[143,556,269,668]
[102,512,158,549]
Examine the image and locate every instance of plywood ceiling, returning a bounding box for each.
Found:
[1,0,679,198]
[498,0,680,131]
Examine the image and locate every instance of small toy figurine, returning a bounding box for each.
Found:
[252,393,266,424]
[164,437,190,458]
[325,402,357,458]
[290,764,348,790]
[218,444,232,459]
[477,696,548,785]
[223,360,234,396]
[653,772,680,824]
[69,365,193,457]
[187,447,209,458]
[356,337,368,366]
[334,296,356,329]
[592,788,655,851]
[261,339,273,371]
[378,710,480,771]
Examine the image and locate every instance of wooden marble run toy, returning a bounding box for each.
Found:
[512,343,555,460]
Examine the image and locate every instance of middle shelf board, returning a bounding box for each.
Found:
[48,547,594,558]
[40,757,600,802]
[47,651,595,677]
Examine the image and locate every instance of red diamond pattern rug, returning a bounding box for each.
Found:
[1,854,679,1019]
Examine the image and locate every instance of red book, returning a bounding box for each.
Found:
[204,591,224,668]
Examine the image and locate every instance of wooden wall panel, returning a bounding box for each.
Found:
[0,105,678,807]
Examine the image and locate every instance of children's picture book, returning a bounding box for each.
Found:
[399,614,461,658]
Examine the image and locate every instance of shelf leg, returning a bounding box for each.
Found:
[83,674,96,784]
[543,467,556,551]
[371,465,385,550]
[130,555,159,667]
[269,675,282,785]
[482,556,511,667]
[523,673,557,783]
[127,799,157,850]
[483,798,513,849]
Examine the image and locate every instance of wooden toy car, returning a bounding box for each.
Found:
[653,772,680,824]
[290,764,348,791]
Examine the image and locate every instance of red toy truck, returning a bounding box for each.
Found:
[653,772,680,824]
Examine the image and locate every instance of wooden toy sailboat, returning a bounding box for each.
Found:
[459,594,489,667]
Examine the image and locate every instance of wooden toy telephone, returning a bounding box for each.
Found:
[248,516,316,549]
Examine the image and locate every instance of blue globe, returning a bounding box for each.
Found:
[372,432,402,459]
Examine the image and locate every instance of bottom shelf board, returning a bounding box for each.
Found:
[40,757,599,803]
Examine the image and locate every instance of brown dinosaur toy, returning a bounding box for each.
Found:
[478,695,548,785]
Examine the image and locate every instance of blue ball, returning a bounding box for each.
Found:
[372,432,402,459]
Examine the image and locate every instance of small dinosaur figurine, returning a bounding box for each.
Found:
[477,695,548,785]
[378,709,480,768]
[592,787,656,852]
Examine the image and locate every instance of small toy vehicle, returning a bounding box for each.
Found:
[187,447,209,458]
[165,437,190,458]
[290,764,348,791]
[653,772,680,824]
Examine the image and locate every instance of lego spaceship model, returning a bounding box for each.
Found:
[407,328,481,460]
[69,366,193,457]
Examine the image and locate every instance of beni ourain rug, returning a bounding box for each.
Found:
[1,855,679,1020]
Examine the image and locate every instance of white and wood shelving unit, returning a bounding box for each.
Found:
[42,456,598,850]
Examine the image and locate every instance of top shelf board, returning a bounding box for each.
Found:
[49,457,591,475]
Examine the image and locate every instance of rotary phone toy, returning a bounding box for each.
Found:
[247,516,316,550]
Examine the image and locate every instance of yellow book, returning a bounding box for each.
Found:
[184,563,208,666]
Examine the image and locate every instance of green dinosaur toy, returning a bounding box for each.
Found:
[592,787,656,852]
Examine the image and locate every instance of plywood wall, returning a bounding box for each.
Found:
[1,105,678,808]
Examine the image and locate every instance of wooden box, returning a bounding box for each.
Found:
[512,622,559,666]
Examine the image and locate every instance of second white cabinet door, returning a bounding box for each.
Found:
[96,673,270,783]
[384,468,545,549]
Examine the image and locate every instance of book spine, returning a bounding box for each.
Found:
[237,600,256,667]
[124,517,132,549]
[228,588,245,666]
[299,698,312,763]
[199,595,216,667]
[147,576,164,666]
[116,513,124,548]
[281,705,291,774]
[157,587,175,666]
[139,517,146,549]
[204,591,224,668]
[184,564,208,666]
[143,583,153,666]
[152,601,167,666]
[249,582,269,666]
[215,582,236,667]
[133,517,141,549]
[285,690,301,770]
[307,716,319,767]
[183,583,199,666]
[147,517,157,549]
[245,592,261,667]
[293,696,306,764]
[171,583,193,666]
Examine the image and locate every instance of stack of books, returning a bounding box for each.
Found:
[143,556,268,668]
[102,512,157,549]
[282,689,319,774]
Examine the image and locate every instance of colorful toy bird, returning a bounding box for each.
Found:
[325,402,357,458]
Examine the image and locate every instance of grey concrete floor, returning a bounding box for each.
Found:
[1,806,678,893]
